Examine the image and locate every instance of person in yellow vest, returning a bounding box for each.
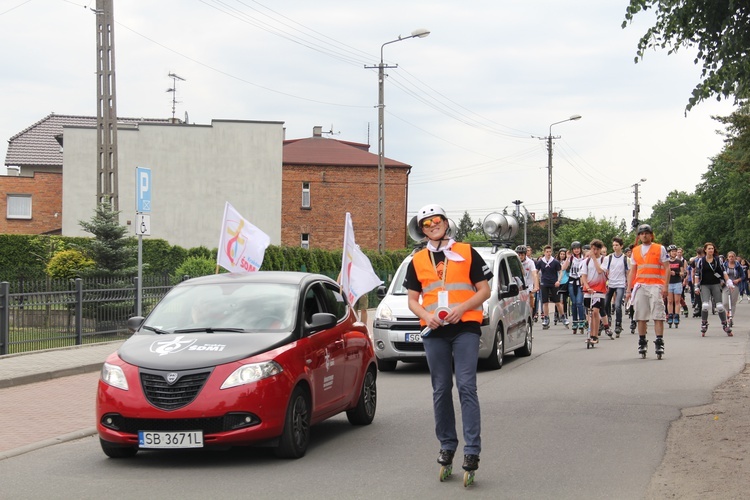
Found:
[404,204,492,477]
[625,224,670,358]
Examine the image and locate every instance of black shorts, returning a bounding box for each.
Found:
[584,296,606,314]
[541,285,560,303]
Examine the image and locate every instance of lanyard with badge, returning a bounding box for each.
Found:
[421,252,451,337]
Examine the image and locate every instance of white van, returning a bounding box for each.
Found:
[371,246,533,371]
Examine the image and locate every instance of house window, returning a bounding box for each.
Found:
[302,182,310,208]
[301,233,310,249]
[7,194,31,219]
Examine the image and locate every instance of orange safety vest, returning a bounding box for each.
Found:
[412,242,483,326]
[632,243,667,285]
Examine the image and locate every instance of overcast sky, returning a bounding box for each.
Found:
[0,0,737,230]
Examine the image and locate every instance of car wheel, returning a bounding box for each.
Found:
[514,320,533,357]
[275,386,311,459]
[482,328,504,370]
[347,368,377,425]
[99,438,138,458]
[376,357,397,372]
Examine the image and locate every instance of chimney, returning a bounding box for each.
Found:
[313,126,323,137]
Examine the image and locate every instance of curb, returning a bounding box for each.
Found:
[0,428,97,461]
[0,363,104,390]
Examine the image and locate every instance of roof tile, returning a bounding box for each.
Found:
[4,113,171,167]
[283,136,410,168]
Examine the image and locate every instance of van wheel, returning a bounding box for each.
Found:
[515,320,533,357]
[483,329,504,370]
[376,357,397,372]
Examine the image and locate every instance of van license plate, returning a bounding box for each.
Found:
[138,431,204,449]
[404,333,423,343]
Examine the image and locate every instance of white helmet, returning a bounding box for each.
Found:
[417,204,447,224]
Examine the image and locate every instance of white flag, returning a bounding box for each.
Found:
[341,212,383,305]
[217,202,271,273]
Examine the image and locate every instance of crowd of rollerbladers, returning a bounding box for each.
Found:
[516,224,745,358]
[406,208,746,487]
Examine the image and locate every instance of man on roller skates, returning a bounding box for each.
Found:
[625,224,669,359]
[536,245,567,329]
[404,204,491,484]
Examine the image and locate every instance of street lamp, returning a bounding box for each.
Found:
[367,28,430,253]
[667,202,687,244]
[545,114,581,247]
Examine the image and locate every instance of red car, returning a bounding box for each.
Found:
[97,272,377,459]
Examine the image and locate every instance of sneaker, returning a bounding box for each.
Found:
[605,327,614,339]
[723,323,733,336]
[563,316,570,328]
[462,454,480,471]
[701,321,708,336]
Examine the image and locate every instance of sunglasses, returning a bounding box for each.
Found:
[421,216,444,228]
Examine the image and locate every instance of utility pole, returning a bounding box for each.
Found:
[94,0,119,209]
[632,178,646,230]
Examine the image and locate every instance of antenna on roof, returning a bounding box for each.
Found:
[166,72,186,123]
[322,124,339,136]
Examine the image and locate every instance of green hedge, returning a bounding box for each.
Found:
[0,234,412,283]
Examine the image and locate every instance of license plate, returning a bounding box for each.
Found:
[138,430,204,449]
[404,333,423,343]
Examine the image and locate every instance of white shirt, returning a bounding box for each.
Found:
[580,255,608,296]
[520,256,537,289]
[606,253,628,288]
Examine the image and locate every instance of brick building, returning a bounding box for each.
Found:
[2,113,169,236]
[282,127,412,251]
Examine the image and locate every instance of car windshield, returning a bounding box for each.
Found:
[143,282,298,333]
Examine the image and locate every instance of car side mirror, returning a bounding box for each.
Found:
[500,282,520,298]
[376,285,387,299]
[127,316,145,333]
[307,312,337,332]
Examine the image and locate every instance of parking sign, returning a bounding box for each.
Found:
[136,167,151,213]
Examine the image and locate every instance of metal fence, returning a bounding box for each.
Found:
[0,275,174,355]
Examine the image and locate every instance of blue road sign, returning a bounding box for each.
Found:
[136,167,151,213]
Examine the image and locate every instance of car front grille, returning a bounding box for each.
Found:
[140,368,212,411]
[100,412,260,434]
[393,342,425,352]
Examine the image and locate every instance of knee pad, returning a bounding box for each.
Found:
[702,302,710,311]
[716,303,726,313]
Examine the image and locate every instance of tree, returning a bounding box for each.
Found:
[455,211,476,241]
[554,216,628,251]
[622,1,750,111]
[77,202,137,277]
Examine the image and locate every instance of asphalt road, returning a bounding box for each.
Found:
[0,312,746,499]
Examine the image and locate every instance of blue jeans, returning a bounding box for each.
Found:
[568,281,585,323]
[423,332,481,455]
[605,287,625,325]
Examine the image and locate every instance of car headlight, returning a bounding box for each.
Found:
[221,361,283,389]
[377,303,393,321]
[101,362,129,391]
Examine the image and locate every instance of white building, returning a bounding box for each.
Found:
[62,119,284,249]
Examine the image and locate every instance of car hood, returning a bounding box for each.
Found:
[118,332,294,370]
